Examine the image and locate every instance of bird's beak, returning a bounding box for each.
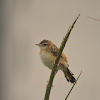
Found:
[35,44,41,46]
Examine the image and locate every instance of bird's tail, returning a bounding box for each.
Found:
[63,67,76,83]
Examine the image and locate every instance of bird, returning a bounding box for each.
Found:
[35,39,76,83]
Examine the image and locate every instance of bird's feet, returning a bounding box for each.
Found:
[46,70,58,88]
[52,59,60,66]
[46,81,54,88]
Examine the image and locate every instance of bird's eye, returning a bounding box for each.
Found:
[43,44,47,46]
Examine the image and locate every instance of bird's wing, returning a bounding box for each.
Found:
[49,44,68,62]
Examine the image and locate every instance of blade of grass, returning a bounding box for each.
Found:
[44,14,80,100]
[87,16,100,22]
[65,71,82,100]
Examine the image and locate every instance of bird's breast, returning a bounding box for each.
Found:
[40,50,55,70]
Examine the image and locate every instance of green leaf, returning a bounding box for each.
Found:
[65,71,82,100]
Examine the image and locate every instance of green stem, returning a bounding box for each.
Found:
[44,14,80,100]
[65,71,82,100]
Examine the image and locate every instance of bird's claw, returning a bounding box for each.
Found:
[46,81,54,88]
[52,59,60,66]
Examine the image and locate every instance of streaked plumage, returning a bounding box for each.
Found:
[36,39,76,83]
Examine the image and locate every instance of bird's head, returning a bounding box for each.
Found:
[35,39,51,50]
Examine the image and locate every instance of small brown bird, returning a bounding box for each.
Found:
[35,39,76,83]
